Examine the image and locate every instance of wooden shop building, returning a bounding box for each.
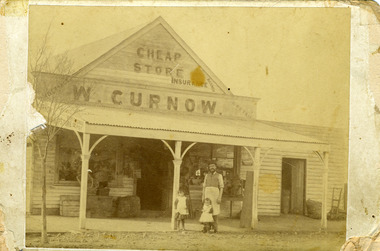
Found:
[26,17,348,230]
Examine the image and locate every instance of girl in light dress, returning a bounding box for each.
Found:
[174,189,189,231]
[199,198,214,233]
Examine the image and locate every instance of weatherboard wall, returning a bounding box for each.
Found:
[239,123,347,216]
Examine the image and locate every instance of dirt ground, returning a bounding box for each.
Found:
[26,230,346,251]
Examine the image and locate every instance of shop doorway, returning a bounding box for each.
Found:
[281,158,306,215]
[136,139,172,211]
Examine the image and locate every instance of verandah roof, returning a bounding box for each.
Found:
[52,105,329,152]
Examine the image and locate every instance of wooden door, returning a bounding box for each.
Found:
[290,160,305,214]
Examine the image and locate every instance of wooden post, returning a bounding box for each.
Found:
[251,147,261,228]
[116,140,123,186]
[210,144,214,160]
[79,133,90,230]
[240,171,254,228]
[171,141,182,230]
[233,146,242,176]
[321,151,329,230]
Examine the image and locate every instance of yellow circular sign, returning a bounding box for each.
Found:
[259,174,280,194]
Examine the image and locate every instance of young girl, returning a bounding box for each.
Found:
[174,189,189,231]
[199,198,214,233]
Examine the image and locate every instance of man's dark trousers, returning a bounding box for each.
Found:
[212,215,218,233]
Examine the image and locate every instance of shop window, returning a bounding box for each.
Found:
[58,148,82,182]
[186,144,243,197]
[56,130,82,185]
[91,150,117,188]
[87,137,120,189]
[56,131,119,186]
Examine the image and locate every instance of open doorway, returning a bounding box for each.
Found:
[281,158,306,215]
[136,139,172,211]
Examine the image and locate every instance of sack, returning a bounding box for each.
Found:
[306,199,322,219]
[341,231,380,251]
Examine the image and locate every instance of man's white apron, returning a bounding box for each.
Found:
[204,186,220,216]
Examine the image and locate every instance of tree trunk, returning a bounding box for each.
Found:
[41,145,48,244]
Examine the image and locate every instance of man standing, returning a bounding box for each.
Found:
[202,162,224,233]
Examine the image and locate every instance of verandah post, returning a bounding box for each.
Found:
[251,147,261,228]
[171,141,182,230]
[321,151,329,230]
[79,133,90,230]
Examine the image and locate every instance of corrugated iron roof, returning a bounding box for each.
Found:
[75,105,327,145]
[49,21,150,74]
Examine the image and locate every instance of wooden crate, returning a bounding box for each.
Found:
[60,195,80,217]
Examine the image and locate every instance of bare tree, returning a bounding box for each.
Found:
[28,28,81,244]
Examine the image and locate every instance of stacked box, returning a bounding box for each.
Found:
[87,195,116,218]
[60,195,80,217]
[116,196,140,218]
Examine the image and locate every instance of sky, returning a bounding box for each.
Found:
[29,6,351,129]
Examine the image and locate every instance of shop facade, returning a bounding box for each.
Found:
[27,17,347,230]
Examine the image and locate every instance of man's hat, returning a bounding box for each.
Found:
[208,160,217,167]
[208,161,218,168]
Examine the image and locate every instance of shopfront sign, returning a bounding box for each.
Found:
[69,81,257,120]
[133,47,183,77]
[85,24,223,94]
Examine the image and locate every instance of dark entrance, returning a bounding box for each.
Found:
[281,158,306,215]
[136,139,172,211]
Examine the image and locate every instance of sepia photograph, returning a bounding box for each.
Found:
[24,4,350,251]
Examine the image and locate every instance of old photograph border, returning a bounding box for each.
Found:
[0,1,377,251]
